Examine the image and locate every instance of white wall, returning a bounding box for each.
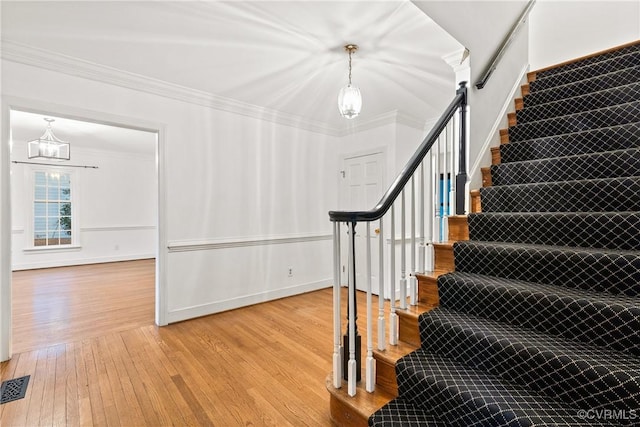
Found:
[1,59,339,336]
[529,1,640,71]
[413,0,530,192]
[10,144,157,270]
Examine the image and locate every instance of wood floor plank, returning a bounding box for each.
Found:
[64,342,80,427]
[81,339,108,426]
[93,336,122,427]
[72,340,93,426]
[52,344,68,426]
[24,348,48,427]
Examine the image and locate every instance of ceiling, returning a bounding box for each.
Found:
[2,1,462,141]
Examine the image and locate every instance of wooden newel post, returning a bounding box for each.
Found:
[455,81,468,216]
[343,221,361,382]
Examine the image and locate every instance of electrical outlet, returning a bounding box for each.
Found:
[288,267,293,277]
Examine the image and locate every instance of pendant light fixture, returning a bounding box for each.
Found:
[27,118,70,161]
[338,44,362,119]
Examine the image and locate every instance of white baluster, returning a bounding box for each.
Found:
[410,176,417,306]
[399,189,407,310]
[332,221,342,388]
[442,125,450,241]
[435,135,442,243]
[448,120,456,219]
[419,161,426,274]
[427,151,435,272]
[365,223,375,393]
[377,219,386,351]
[389,205,398,345]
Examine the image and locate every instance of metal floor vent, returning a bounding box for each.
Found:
[0,375,30,404]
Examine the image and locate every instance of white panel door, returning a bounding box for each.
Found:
[341,151,384,294]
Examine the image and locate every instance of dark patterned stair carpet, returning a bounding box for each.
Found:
[530,50,640,91]
[479,176,640,213]
[396,350,610,426]
[525,66,640,107]
[468,212,640,250]
[517,83,640,124]
[490,149,640,186]
[508,101,640,142]
[369,41,640,427]
[419,307,640,410]
[453,241,640,296]
[534,43,640,79]
[499,123,640,163]
[437,272,640,356]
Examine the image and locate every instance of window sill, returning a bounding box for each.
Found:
[23,245,82,253]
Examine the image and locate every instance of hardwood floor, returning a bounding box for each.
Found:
[1,260,345,426]
[10,259,156,354]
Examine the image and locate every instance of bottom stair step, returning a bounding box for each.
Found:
[369,397,446,427]
[396,349,610,426]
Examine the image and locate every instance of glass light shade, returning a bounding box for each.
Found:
[338,84,362,119]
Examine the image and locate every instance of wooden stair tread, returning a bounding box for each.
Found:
[415,269,448,282]
[327,374,394,427]
[373,340,417,364]
[433,241,455,249]
[396,301,436,318]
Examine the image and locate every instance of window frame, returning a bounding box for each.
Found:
[24,166,80,252]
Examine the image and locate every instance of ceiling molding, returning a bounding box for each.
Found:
[1,40,342,136]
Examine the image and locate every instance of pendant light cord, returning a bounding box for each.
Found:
[348,50,353,85]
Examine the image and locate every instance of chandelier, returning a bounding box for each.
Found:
[27,118,70,161]
[338,44,362,119]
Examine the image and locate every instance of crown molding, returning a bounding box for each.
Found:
[1,40,342,136]
[442,47,470,73]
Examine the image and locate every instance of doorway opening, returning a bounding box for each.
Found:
[339,150,386,295]
[7,108,162,355]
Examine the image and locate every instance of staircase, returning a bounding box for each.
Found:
[367,42,640,426]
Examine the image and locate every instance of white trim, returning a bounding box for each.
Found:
[167,233,332,253]
[1,89,13,361]
[12,253,155,271]
[81,225,156,232]
[166,279,331,323]
[442,48,469,73]
[23,244,82,253]
[468,63,529,180]
[11,227,24,234]
[1,40,339,137]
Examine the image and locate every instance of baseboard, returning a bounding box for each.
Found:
[468,63,529,182]
[11,253,155,271]
[167,279,332,323]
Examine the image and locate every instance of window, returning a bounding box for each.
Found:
[33,171,73,247]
